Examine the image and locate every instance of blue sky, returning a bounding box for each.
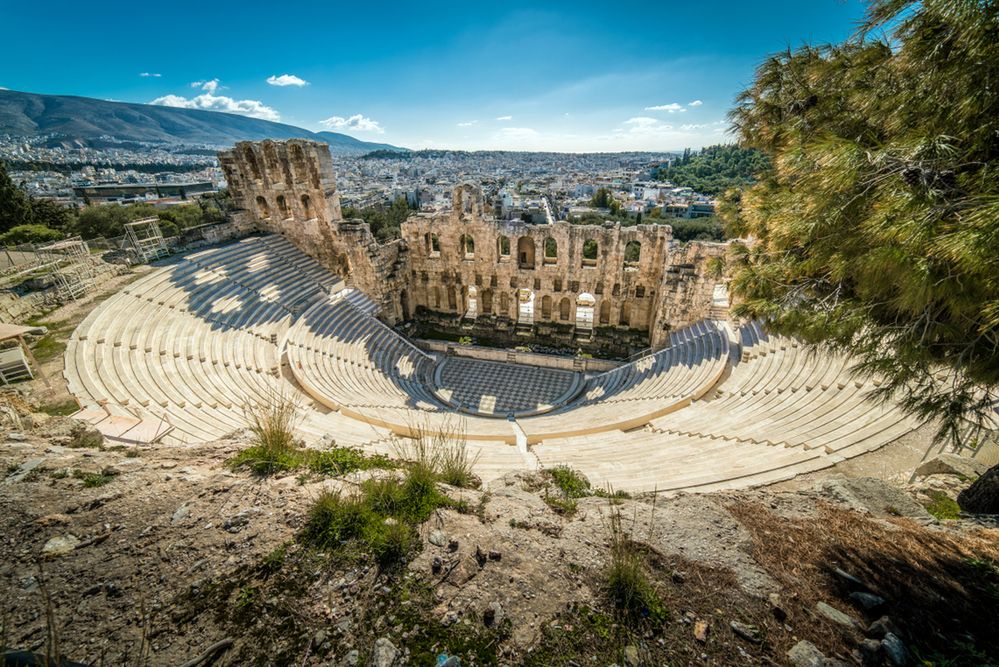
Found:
[1,1,868,152]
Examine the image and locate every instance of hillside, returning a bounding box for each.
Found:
[0,89,406,155]
[655,144,770,195]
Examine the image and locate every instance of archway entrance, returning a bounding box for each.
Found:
[518,288,535,325]
[575,293,595,330]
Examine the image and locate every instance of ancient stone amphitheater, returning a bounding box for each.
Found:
[61,140,921,494]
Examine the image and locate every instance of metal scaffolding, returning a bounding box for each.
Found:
[36,237,100,301]
[125,217,169,262]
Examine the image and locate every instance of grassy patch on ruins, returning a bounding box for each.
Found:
[36,398,81,416]
[924,490,962,521]
[226,396,394,477]
[542,466,630,516]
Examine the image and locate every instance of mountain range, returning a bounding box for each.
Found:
[0,89,406,155]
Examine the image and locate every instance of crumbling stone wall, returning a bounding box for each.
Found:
[220,139,725,353]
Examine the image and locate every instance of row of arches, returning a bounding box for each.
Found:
[422,233,643,268]
[256,194,315,221]
[408,284,648,330]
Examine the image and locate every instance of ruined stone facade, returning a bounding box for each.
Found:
[221,140,725,355]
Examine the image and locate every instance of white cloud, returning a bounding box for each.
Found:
[0,87,8,90]
[150,91,280,121]
[644,102,686,113]
[688,99,703,107]
[190,79,220,93]
[495,115,513,121]
[319,114,384,134]
[456,120,478,127]
[680,120,725,131]
[139,72,161,78]
[624,117,660,128]
[267,74,308,87]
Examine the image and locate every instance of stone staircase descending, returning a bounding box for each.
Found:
[72,402,174,445]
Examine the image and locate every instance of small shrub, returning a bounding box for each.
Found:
[307,446,393,476]
[228,394,302,475]
[300,490,369,549]
[547,466,591,498]
[68,423,103,449]
[544,493,578,517]
[605,506,667,624]
[73,469,116,488]
[925,490,961,520]
[365,518,414,564]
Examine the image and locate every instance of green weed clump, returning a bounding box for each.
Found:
[73,469,117,488]
[925,490,962,521]
[227,394,393,477]
[605,505,667,624]
[300,460,455,564]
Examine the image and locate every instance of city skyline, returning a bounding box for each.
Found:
[2,0,869,152]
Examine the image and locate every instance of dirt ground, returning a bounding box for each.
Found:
[1,422,997,666]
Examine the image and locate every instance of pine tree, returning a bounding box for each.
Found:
[723,0,999,456]
[0,160,34,234]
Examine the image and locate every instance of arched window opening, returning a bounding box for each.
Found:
[481,288,493,314]
[624,240,641,267]
[290,144,307,182]
[499,292,510,317]
[256,196,270,219]
[559,297,571,321]
[599,300,611,325]
[433,287,442,310]
[497,235,511,260]
[518,236,535,269]
[544,237,558,264]
[400,290,410,320]
[635,285,646,298]
[244,147,262,180]
[541,295,553,320]
[619,302,631,327]
[582,239,598,267]
[448,286,458,311]
[425,233,440,256]
[276,195,289,219]
[300,194,313,219]
[460,234,475,259]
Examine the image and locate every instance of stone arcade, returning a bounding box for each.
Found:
[219,139,725,356]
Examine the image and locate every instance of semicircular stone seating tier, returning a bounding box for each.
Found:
[64,235,398,450]
[532,320,922,494]
[63,235,922,493]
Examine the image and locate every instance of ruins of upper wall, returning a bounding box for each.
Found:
[219,139,726,353]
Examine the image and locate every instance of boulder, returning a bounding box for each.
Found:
[881,632,909,665]
[915,454,987,480]
[42,534,80,557]
[815,601,860,629]
[957,464,999,514]
[369,637,398,667]
[817,477,930,519]
[787,640,850,667]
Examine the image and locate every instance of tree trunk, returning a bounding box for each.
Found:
[957,463,999,514]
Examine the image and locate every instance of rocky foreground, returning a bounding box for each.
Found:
[1,410,998,667]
